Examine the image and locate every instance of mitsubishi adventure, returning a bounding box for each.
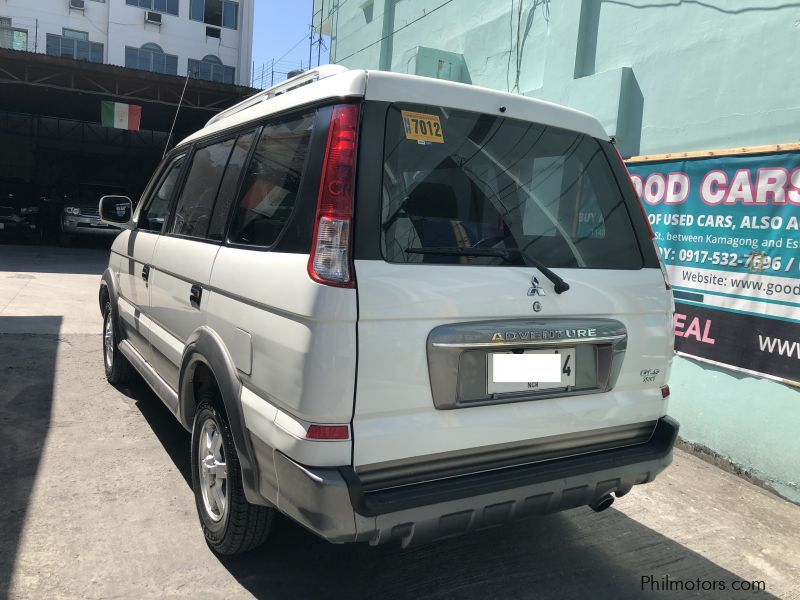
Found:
[98,65,678,554]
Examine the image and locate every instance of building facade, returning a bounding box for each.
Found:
[0,1,254,245]
[316,0,800,503]
[319,0,800,159]
[0,0,253,85]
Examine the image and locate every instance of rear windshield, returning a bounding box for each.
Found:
[380,104,643,268]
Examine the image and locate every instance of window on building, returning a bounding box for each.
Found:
[0,18,28,51]
[188,55,235,84]
[190,0,238,29]
[229,113,315,247]
[62,28,89,41]
[222,1,237,28]
[125,43,178,75]
[126,0,179,16]
[46,33,103,63]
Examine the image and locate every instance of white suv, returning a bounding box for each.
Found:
[98,65,678,555]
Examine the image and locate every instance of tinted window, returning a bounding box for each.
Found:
[170,139,234,238]
[208,131,255,241]
[229,113,314,247]
[138,155,185,232]
[381,104,642,269]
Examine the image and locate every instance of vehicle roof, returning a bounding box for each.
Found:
[178,67,608,148]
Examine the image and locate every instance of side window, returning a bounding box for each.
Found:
[138,155,185,232]
[228,112,314,247]
[170,138,234,238]
[208,130,256,241]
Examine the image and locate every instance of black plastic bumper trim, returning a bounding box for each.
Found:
[341,416,679,517]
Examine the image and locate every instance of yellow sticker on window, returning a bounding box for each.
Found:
[401,110,444,144]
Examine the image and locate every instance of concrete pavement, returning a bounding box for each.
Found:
[0,244,107,335]
[1,243,799,599]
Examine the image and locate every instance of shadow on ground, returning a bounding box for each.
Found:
[0,241,111,275]
[0,317,61,597]
[119,381,773,600]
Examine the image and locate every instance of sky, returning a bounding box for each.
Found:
[250,0,329,88]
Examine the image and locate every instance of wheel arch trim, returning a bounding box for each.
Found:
[99,268,118,313]
[179,326,265,505]
[99,268,124,338]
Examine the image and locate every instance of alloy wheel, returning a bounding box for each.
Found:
[103,311,114,369]
[198,418,228,522]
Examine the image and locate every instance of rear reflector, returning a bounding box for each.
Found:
[306,424,350,440]
[308,103,360,287]
[661,385,670,399]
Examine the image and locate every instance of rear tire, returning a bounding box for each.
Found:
[102,300,135,384]
[191,392,274,555]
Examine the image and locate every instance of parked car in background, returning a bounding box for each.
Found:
[0,179,44,244]
[60,183,129,246]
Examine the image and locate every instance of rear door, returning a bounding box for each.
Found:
[148,131,256,390]
[352,102,672,476]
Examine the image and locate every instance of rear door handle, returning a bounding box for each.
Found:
[141,264,150,283]
[190,284,202,309]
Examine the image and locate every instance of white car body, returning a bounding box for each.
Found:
[99,65,678,549]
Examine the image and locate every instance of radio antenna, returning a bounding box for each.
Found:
[164,69,192,158]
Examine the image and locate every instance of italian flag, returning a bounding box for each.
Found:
[101,101,142,131]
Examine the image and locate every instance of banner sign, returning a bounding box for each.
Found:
[627,152,800,385]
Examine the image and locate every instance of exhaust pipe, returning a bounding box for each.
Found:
[589,493,615,513]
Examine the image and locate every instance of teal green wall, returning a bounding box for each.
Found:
[319,0,800,502]
[323,0,800,158]
[669,358,799,502]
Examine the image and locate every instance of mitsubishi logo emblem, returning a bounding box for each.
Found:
[527,275,546,297]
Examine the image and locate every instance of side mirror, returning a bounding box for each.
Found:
[99,195,134,230]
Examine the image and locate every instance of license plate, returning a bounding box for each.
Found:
[487,348,575,395]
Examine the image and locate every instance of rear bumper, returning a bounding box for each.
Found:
[260,416,679,547]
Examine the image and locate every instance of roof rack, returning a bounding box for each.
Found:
[206,64,350,127]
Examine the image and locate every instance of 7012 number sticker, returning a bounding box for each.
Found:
[401,110,444,144]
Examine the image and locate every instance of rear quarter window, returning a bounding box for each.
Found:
[380,103,643,269]
[228,112,314,247]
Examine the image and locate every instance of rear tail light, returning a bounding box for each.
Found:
[612,146,670,289]
[308,103,360,287]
